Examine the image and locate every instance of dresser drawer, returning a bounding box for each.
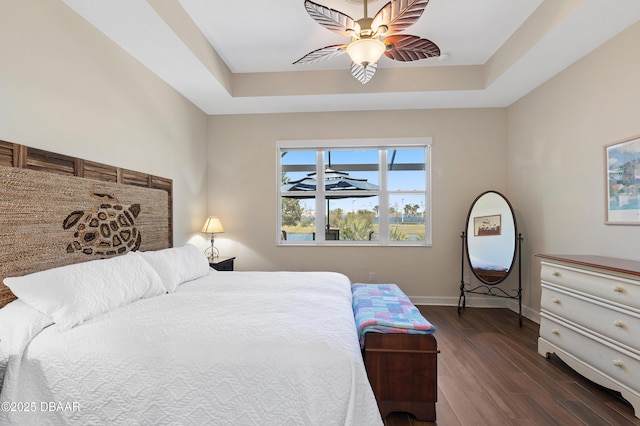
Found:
[541,262,640,310]
[540,313,640,393]
[541,284,640,354]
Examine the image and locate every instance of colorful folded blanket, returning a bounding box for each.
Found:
[352,283,435,348]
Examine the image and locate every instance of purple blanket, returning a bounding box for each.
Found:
[351,283,435,348]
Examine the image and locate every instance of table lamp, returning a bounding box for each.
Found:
[201,216,224,260]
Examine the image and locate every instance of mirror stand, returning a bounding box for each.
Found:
[458,231,523,327]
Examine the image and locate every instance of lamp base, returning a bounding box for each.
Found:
[204,246,219,261]
[205,234,219,261]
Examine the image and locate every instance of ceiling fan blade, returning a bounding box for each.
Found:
[350,62,377,84]
[304,0,356,36]
[293,44,348,65]
[372,0,429,35]
[384,34,440,61]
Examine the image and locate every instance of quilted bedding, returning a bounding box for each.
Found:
[352,283,435,347]
[1,271,382,426]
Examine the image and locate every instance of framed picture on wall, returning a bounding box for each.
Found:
[473,214,501,236]
[605,136,640,224]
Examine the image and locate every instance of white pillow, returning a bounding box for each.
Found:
[139,244,211,292]
[0,299,53,361]
[4,252,165,331]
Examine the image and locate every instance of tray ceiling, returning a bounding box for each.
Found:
[62,0,640,115]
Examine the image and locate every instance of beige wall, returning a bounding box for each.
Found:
[209,109,508,304]
[507,21,640,317]
[0,1,209,246]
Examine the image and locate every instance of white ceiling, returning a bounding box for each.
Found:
[62,0,640,115]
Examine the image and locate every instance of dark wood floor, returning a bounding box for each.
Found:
[384,306,640,426]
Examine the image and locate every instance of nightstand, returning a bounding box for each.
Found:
[209,256,235,271]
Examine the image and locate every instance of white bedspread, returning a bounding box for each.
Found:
[1,271,382,425]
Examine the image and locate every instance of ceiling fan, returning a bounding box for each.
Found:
[294,0,441,84]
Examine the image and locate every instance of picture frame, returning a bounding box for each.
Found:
[605,136,640,225]
[473,214,501,236]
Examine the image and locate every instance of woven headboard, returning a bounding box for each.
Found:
[0,141,173,308]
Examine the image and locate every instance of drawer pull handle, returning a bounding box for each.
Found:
[551,329,560,336]
[613,360,624,368]
[552,271,561,277]
[614,286,625,293]
[614,320,626,328]
[553,298,561,304]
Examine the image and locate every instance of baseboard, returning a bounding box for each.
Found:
[410,296,540,324]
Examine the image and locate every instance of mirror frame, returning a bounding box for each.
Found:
[464,190,518,286]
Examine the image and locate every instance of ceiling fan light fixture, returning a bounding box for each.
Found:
[346,38,385,66]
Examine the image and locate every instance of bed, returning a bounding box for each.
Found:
[0,250,382,425]
[0,142,383,425]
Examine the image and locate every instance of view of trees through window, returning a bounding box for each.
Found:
[278,142,431,245]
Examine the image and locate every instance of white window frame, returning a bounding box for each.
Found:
[277,137,432,246]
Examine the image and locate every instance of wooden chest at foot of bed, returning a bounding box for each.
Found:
[364,332,438,421]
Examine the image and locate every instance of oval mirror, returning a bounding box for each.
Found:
[465,190,517,285]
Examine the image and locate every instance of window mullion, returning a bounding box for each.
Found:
[378,150,389,244]
[424,145,432,244]
[315,151,325,242]
[276,147,284,244]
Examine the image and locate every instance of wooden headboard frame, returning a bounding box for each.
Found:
[0,140,173,308]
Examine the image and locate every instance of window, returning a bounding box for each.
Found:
[277,138,431,246]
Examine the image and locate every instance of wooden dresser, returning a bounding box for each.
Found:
[537,254,640,418]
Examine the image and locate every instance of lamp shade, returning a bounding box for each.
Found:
[346,38,386,66]
[201,216,224,234]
